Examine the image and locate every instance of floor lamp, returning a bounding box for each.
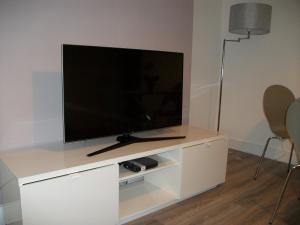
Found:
[217,3,272,132]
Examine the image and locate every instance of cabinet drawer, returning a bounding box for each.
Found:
[20,164,118,225]
[180,139,228,199]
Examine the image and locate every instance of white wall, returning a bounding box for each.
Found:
[0,206,3,225]
[0,0,193,151]
[189,0,222,129]
[190,0,300,163]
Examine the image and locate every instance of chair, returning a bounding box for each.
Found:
[269,98,300,224]
[254,85,295,180]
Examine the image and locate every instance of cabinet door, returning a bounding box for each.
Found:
[180,139,228,199]
[20,164,118,225]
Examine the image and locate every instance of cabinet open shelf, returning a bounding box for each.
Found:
[119,155,178,182]
[119,181,178,222]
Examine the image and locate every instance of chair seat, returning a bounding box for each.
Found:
[271,127,289,139]
[264,85,295,139]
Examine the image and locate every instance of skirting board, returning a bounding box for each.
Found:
[229,138,297,165]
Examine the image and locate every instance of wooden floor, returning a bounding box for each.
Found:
[125,149,300,225]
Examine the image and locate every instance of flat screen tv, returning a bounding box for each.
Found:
[63,44,184,155]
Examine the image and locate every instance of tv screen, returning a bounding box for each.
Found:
[63,44,183,143]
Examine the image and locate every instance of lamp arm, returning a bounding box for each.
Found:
[224,31,251,43]
[217,31,251,133]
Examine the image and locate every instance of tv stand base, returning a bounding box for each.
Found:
[87,134,186,157]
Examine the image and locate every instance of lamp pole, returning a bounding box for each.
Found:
[217,31,251,133]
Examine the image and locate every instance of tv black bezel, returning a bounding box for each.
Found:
[62,44,184,143]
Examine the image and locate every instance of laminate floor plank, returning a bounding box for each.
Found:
[125,149,300,225]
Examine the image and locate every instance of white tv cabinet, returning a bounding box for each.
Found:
[0,126,228,225]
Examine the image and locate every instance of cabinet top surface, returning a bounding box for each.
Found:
[0,126,225,184]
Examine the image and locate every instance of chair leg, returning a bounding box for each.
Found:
[269,165,300,224]
[287,143,294,173]
[254,137,277,180]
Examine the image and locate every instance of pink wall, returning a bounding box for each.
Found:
[0,0,193,150]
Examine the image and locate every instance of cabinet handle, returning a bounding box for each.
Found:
[69,173,81,179]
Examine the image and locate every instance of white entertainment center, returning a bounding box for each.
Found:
[0,126,228,225]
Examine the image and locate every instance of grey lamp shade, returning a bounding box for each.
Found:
[229,3,272,35]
